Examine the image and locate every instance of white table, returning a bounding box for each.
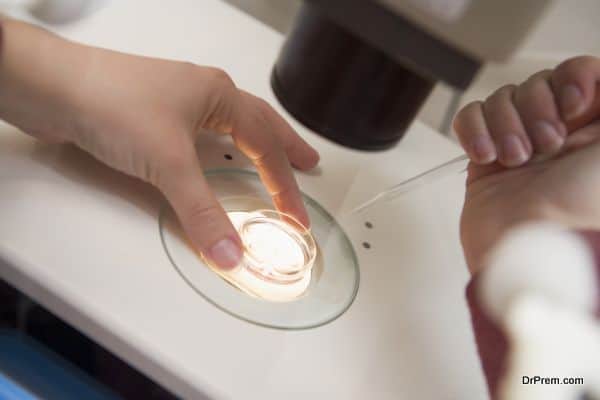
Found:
[0,1,487,398]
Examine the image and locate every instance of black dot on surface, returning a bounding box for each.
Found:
[224,154,233,160]
[365,221,373,229]
[362,242,371,249]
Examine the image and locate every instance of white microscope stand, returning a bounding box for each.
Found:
[0,1,487,398]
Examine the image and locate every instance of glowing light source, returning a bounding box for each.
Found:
[208,209,317,302]
[159,170,360,329]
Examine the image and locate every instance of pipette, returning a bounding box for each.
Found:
[350,154,469,214]
[348,84,600,215]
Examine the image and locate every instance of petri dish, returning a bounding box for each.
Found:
[159,168,359,330]
[206,208,317,302]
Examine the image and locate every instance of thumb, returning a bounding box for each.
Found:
[158,155,242,270]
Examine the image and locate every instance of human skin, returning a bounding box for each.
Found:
[455,56,600,273]
[0,17,320,269]
[455,57,600,168]
[462,120,600,273]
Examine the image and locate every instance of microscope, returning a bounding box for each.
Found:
[272,0,552,150]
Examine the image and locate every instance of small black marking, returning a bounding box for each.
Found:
[224,154,233,160]
[365,221,373,229]
[362,242,371,249]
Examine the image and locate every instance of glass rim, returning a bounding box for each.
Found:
[159,168,360,330]
[239,209,317,284]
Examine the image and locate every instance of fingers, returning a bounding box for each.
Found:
[456,57,600,169]
[454,101,497,164]
[565,87,600,134]
[513,70,567,154]
[277,119,320,170]
[483,85,532,167]
[157,146,242,270]
[551,56,600,121]
[248,91,319,170]
[455,86,535,168]
[230,91,311,227]
[562,121,600,154]
[237,91,320,171]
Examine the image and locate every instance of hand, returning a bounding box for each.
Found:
[0,18,320,269]
[453,56,600,273]
[455,56,600,167]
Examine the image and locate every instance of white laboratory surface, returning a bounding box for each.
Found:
[0,1,487,398]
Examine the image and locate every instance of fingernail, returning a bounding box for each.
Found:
[531,121,564,152]
[471,135,497,164]
[208,237,242,270]
[559,84,585,120]
[500,135,529,166]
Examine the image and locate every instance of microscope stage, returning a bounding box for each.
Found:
[0,1,486,398]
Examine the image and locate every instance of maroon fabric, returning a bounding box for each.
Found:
[467,230,600,399]
[578,230,600,317]
[0,19,3,56]
[466,276,508,400]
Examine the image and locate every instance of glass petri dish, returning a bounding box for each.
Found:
[204,208,317,303]
[159,168,359,330]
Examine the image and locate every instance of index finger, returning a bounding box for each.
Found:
[564,83,600,133]
[230,91,310,227]
[551,56,600,122]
